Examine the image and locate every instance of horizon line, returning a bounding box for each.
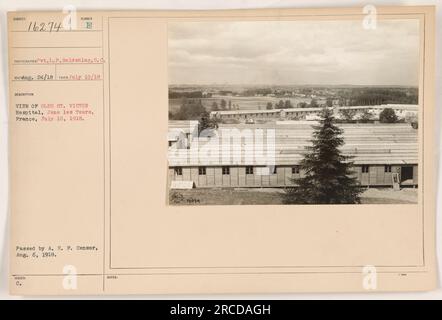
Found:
[169,84,419,88]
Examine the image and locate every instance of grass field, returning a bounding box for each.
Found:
[169,95,313,114]
[169,187,417,205]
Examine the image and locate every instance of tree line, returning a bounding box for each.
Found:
[338,88,418,106]
[266,100,294,109]
[169,91,210,99]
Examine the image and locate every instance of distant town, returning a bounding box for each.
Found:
[169,85,418,124]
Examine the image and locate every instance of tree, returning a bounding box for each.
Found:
[266,102,273,110]
[284,108,363,204]
[345,88,418,106]
[339,108,357,122]
[326,98,333,108]
[220,99,227,110]
[284,100,293,109]
[198,111,218,135]
[276,100,285,109]
[359,109,373,123]
[169,90,203,99]
[173,99,207,120]
[211,101,219,111]
[298,102,308,108]
[310,99,318,108]
[379,108,398,123]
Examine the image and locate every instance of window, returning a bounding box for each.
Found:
[246,166,254,175]
[292,166,300,174]
[174,167,182,176]
[222,166,230,175]
[362,165,369,173]
[198,167,206,175]
[384,165,392,173]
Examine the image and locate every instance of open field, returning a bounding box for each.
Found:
[360,187,418,204]
[169,187,417,205]
[169,95,313,114]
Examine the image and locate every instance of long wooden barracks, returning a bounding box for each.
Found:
[167,121,418,188]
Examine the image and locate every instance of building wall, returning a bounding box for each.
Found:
[213,105,418,121]
[168,165,418,188]
[413,165,418,183]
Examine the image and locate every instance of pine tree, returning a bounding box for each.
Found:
[284,108,363,204]
[198,111,218,135]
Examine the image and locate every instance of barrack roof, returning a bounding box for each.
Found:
[210,104,418,116]
[168,122,418,166]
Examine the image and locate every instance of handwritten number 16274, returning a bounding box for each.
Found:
[27,21,62,32]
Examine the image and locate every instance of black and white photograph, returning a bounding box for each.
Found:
[167,19,420,205]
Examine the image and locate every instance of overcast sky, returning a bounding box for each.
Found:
[168,19,420,86]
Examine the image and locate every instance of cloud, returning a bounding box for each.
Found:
[168,19,419,86]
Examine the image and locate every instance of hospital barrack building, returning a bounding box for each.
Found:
[168,120,418,189]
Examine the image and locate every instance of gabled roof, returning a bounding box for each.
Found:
[168,122,418,166]
[210,104,419,116]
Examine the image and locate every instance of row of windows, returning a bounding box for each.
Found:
[174,165,394,176]
[222,111,315,118]
[174,166,300,176]
[362,165,392,173]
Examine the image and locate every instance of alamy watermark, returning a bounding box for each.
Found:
[362,265,377,290]
[168,122,276,172]
[362,5,377,30]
